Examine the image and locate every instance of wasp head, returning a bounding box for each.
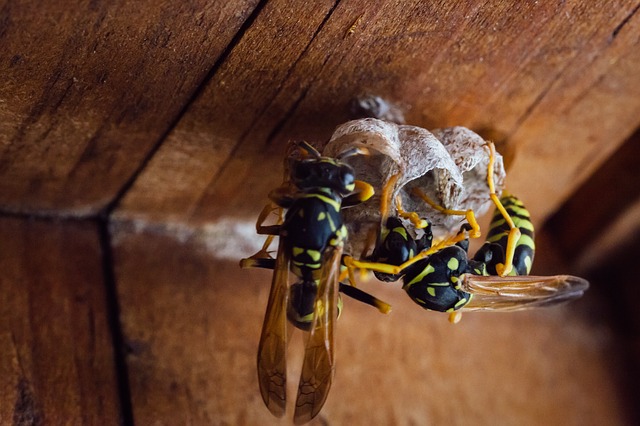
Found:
[292,158,356,196]
[289,141,368,196]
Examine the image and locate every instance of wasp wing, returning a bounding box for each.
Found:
[256,238,290,417]
[293,245,342,425]
[461,274,589,311]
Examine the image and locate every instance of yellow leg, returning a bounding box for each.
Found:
[246,202,284,261]
[411,188,481,240]
[380,172,428,229]
[255,202,284,233]
[342,234,462,278]
[380,173,400,225]
[341,174,424,284]
[396,195,429,229]
[448,311,462,324]
[342,187,487,278]
[484,142,520,277]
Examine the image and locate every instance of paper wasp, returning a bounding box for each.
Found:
[346,142,589,323]
[240,141,389,424]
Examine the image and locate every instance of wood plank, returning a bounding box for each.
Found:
[581,232,640,425]
[115,0,341,225]
[0,217,121,424]
[508,5,640,221]
[112,224,628,424]
[115,0,640,234]
[545,127,640,264]
[0,0,260,216]
[109,3,640,421]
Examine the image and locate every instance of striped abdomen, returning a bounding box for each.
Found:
[473,194,535,276]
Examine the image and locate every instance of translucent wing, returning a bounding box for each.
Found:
[293,245,342,425]
[461,274,589,311]
[256,239,290,417]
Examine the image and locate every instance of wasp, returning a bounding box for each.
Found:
[346,142,589,323]
[240,141,389,424]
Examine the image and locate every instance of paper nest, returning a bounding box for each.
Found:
[323,118,506,256]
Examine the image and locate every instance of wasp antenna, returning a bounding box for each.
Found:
[296,141,321,158]
[337,146,370,160]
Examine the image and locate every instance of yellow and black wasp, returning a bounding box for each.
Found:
[240,141,389,424]
[346,142,589,323]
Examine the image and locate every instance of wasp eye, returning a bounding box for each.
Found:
[340,166,354,186]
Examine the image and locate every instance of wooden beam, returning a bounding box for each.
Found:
[0,0,260,216]
[545,126,640,265]
[114,0,640,234]
[508,6,640,222]
[107,3,640,421]
[0,217,121,423]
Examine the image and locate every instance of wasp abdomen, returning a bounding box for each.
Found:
[474,194,535,276]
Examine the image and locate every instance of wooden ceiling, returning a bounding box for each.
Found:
[1,0,639,424]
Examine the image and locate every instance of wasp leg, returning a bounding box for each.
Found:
[357,227,382,284]
[411,187,481,242]
[485,142,520,277]
[409,188,481,262]
[379,173,400,225]
[376,172,428,229]
[337,146,370,160]
[395,194,429,230]
[343,229,481,280]
[342,255,403,280]
[240,203,284,269]
[342,179,375,207]
[448,311,463,324]
[240,257,276,270]
[252,201,285,236]
[338,283,391,314]
[360,226,379,260]
[239,234,279,268]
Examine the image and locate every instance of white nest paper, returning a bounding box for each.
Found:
[323,118,506,255]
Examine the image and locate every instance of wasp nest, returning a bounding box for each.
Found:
[323,118,506,256]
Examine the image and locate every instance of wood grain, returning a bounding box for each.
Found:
[546,127,640,263]
[111,224,628,425]
[115,0,341,225]
[2,0,638,423]
[583,233,640,425]
[0,217,120,424]
[0,0,259,216]
[508,4,640,221]
[115,0,640,233]
[107,2,640,422]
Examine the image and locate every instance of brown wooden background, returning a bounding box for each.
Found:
[1,1,639,424]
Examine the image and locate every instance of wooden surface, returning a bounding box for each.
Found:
[1,0,639,424]
[0,217,121,424]
[547,129,640,265]
[110,225,627,425]
[117,0,640,228]
[0,0,259,215]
